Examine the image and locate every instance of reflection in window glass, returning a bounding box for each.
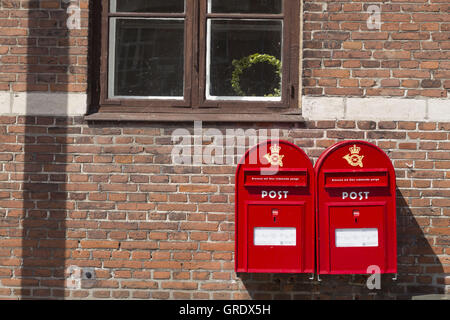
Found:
[208,20,282,99]
[111,19,184,97]
[112,0,185,13]
[209,0,282,14]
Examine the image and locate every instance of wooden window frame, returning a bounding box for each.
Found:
[87,0,302,122]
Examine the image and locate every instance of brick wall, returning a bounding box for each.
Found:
[0,1,448,99]
[303,0,450,98]
[0,0,88,94]
[0,117,448,299]
[0,1,448,300]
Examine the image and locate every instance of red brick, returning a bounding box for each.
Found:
[0,28,27,36]
[80,240,119,249]
[178,185,217,193]
[312,69,351,78]
[121,281,158,289]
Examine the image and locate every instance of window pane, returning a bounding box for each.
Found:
[112,19,184,97]
[209,0,282,14]
[112,0,185,13]
[208,20,282,99]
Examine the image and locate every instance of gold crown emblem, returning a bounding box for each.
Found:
[270,144,281,154]
[343,144,364,167]
[349,144,360,154]
[264,144,284,167]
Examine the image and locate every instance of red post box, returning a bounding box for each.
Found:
[315,140,397,275]
[235,140,315,273]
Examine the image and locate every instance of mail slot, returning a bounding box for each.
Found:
[235,140,315,273]
[315,140,397,275]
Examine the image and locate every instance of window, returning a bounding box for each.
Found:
[91,0,301,120]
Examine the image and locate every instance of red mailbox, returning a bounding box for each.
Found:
[315,140,397,275]
[235,140,315,273]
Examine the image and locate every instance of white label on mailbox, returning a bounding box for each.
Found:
[335,228,378,247]
[253,227,296,246]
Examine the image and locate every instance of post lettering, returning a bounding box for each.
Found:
[342,191,370,200]
[261,190,289,199]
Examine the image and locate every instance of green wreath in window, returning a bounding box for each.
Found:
[231,53,282,97]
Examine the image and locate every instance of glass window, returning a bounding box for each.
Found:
[110,19,184,98]
[207,20,282,100]
[209,0,282,14]
[111,0,185,13]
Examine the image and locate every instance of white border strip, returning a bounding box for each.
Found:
[0,92,87,116]
[0,91,447,119]
[302,96,450,121]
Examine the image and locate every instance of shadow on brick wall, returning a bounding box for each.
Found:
[395,187,446,297]
[20,1,70,299]
[239,187,445,300]
[18,0,99,299]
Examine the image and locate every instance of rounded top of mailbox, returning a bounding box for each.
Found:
[236,139,313,171]
[315,140,395,174]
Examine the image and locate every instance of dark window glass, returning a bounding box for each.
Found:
[209,20,282,98]
[209,0,282,14]
[113,19,184,97]
[113,0,185,13]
